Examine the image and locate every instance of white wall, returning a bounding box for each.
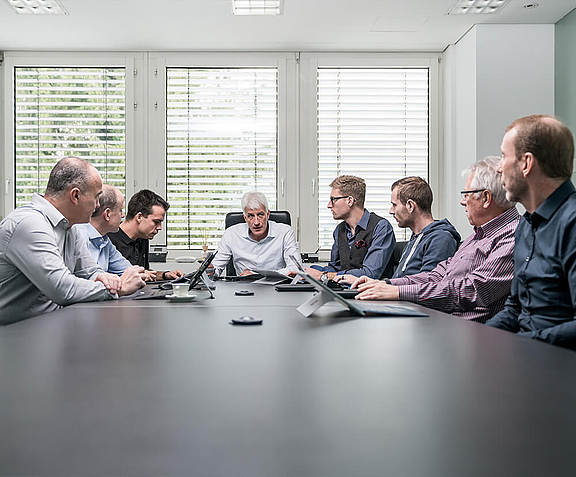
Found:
[476,24,555,160]
[442,24,555,237]
[442,26,477,237]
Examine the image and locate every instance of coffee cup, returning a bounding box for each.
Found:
[172,283,189,297]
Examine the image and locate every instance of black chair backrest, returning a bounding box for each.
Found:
[223,211,292,276]
[383,240,408,279]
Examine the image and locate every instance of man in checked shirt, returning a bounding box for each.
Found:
[346,156,520,323]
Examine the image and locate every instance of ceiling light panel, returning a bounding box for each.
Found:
[4,0,68,14]
[232,0,281,16]
[447,0,510,15]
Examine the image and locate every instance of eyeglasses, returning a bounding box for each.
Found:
[460,189,485,200]
[328,195,350,205]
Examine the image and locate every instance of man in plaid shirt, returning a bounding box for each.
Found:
[346,156,520,323]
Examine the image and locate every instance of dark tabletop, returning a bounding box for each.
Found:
[1,281,575,476]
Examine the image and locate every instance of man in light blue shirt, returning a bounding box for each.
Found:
[76,184,135,276]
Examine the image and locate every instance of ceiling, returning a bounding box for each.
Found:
[0,0,574,52]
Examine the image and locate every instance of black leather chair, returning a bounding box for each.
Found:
[223,210,292,276]
[387,240,408,278]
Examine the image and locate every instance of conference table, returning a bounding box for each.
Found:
[1,279,575,476]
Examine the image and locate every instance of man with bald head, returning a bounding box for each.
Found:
[0,157,146,324]
[487,115,576,350]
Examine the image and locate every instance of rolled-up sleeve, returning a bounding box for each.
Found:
[212,229,233,276]
[277,227,302,275]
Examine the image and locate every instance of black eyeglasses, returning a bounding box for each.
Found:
[329,195,350,205]
[460,189,485,200]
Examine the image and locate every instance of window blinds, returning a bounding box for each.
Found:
[317,68,429,249]
[14,67,126,207]
[166,67,278,250]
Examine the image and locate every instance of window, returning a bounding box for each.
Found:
[317,67,429,249]
[14,67,126,207]
[3,53,438,259]
[165,67,278,250]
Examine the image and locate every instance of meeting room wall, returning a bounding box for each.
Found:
[442,23,555,236]
[0,22,558,240]
[555,7,576,185]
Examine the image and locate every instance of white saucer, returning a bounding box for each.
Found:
[165,294,197,302]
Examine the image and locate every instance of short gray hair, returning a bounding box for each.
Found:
[462,156,514,208]
[241,191,269,213]
[92,184,121,218]
[45,156,95,197]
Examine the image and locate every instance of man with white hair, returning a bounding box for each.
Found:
[211,191,302,277]
[350,157,520,323]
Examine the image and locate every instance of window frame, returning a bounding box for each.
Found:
[0,51,441,261]
[297,52,441,255]
[147,52,298,252]
[1,51,145,218]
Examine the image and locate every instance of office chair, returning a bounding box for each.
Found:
[223,210,292,276]
[387,240,408,278]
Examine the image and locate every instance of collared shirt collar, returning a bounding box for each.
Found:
[31,193,69,229]
[241,220,278,242]
[345,209,370,233]
[527,180,576,225]
[473,206,520,239]
[83,222,103,240]
[82,222,109,250]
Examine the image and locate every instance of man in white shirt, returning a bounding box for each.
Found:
[0,157,146,324]
[76,184,151,279]
[211,191,302,277]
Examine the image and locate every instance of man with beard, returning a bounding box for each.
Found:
[387,176,460,278]
[350,157,520,323]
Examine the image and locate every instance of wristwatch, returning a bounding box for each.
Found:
[320,272,329,283]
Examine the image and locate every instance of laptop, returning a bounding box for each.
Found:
[252,269,291,285]
[296,271,428,318]
[275,255,357,296]
[133,252,216,300]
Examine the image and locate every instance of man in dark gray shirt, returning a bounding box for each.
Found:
[487,115,576,350]
[0,157,146,324]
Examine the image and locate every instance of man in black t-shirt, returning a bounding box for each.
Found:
[109,189,183,282]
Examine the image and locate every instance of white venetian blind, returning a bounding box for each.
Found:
[14,67,126,207]
[166,67,278,250]
[317,67,429,249]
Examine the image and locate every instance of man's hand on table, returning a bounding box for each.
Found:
[95,272,122,295]
[119,266,147,296]
[304,267,323,280]
[350,275,399,301]
[161,270,184,281]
